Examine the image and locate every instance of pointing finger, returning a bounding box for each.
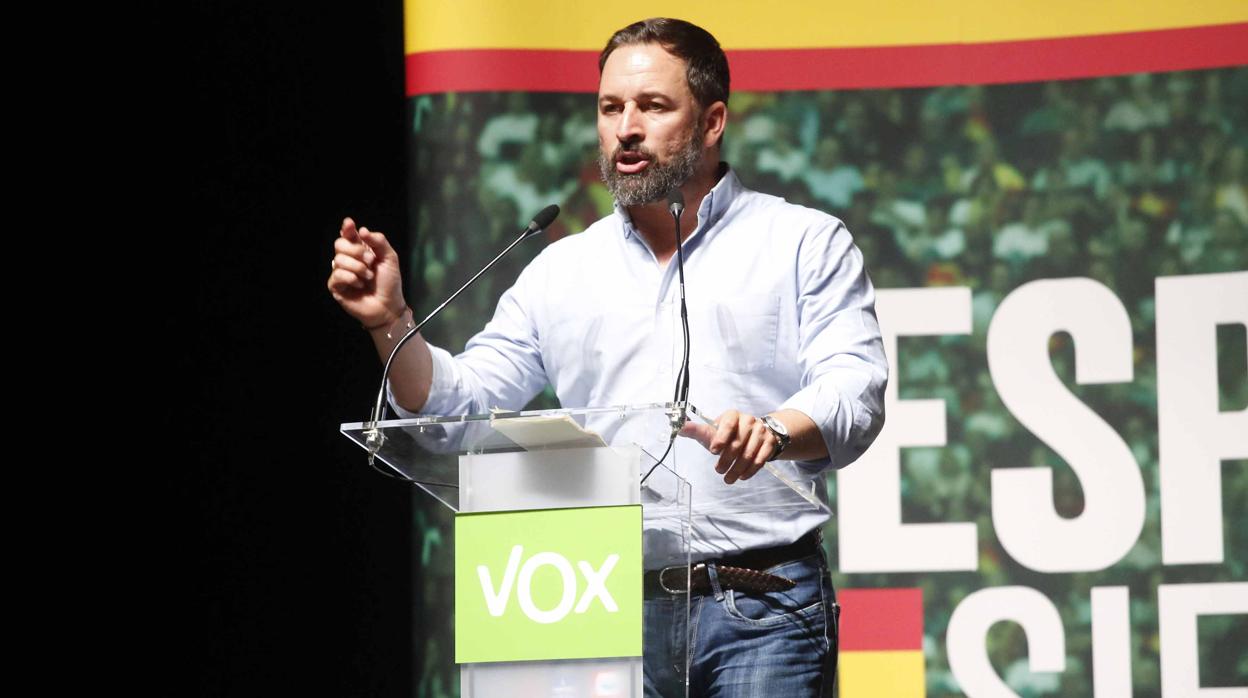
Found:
[679,421,715,450]
[341,216,360,242]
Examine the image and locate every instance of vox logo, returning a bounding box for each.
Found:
[477,546,620,623]
[455,505,643,664]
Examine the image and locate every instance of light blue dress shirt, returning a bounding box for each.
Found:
[395,167,887,559]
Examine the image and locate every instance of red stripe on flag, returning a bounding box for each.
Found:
[839,588,924,651]
[406,49,598,95]
[732,21,1248,90]
[405,22,1248,95]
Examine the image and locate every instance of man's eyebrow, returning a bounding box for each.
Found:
[598,90,675,104]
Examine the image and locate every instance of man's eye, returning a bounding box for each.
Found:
[601,104,622,114]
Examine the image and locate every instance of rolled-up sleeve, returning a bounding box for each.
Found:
[387,255,550,419]
[778,218,888,469]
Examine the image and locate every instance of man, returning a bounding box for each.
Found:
[329,18,886,696]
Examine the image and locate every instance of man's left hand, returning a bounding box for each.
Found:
[680,410,778,485]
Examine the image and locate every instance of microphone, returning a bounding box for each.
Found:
[523,204,561,239]
[364,204,561,462]
[666,189,685,217]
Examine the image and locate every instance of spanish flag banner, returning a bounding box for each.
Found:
[404,0,1248,94]
[839,588,925,697]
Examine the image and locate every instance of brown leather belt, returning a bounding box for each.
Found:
[644,529,822,597]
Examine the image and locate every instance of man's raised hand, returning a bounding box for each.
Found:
[327,217,406,330]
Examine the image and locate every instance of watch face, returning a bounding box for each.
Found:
[762,416,790,462]
[764,415,789,439]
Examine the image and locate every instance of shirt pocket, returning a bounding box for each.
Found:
[692,294,780,374]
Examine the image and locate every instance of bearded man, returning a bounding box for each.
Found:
[329,17,887,697]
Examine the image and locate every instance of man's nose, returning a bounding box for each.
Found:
[616,103,643,143]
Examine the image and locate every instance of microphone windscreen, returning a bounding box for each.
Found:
[531,204,560,231]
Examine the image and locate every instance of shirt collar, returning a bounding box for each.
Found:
[615,162,741,241]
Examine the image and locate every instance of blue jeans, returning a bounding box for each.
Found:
[643,551,840,697]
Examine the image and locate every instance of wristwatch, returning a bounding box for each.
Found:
[760,415,791,461]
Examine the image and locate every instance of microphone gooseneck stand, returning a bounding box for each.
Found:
[669,190,691,409]
[641,188,691,485]
[364,205,560,470]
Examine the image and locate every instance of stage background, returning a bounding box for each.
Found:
[400,3,1246,697]
[180,1,411,695]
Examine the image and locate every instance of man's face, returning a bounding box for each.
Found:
[597,43,708,207]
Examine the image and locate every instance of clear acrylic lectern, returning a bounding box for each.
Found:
[341,402,829,697]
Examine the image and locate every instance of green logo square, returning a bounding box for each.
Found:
[455,505,643,664]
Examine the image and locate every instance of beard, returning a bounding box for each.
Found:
[598,127,704,207]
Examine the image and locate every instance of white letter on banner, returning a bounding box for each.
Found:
[575,555,619,613]
[478,545,523,617]
[1156,272,1248,565]
[1158,582,1248,697]
[987,278,1143,572]
[839,287,977,572]
[517,552,577,624]
[947,586,1065,697]
[1091,586,1132,698]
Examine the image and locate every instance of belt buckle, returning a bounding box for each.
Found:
[658,563,701,594]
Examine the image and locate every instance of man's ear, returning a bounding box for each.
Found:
[703,101,727,148]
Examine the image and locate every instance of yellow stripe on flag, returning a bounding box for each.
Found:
[405,0,1248,53]
[840,649,925,698]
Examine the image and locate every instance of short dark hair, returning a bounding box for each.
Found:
[598,18,730,109]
